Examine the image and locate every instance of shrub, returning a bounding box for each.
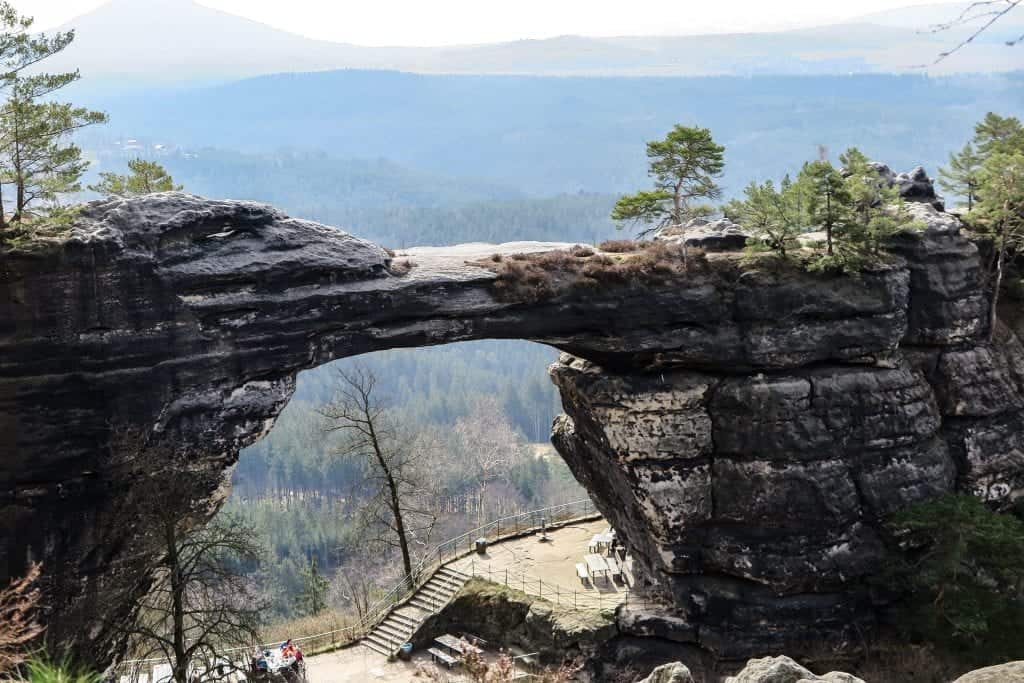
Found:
[883,493,1024,664]
[0,563,43,675]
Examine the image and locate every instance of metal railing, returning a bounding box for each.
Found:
[460,558,661,612]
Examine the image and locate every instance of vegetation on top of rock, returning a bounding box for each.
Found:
[88,159,182,198]
[883,493,1024,665]
[479,241,713,303]
[946,112,1024,341]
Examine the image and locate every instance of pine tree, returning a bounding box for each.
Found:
[939,142,984,211]
[975,150,1024,341]
[90,159,182,197]
[0,6,106,231]
[733,179,802,260]
[298,555,329,616]
[611,124,725,265]
[974,112,1024,157]
[800,160,850,258]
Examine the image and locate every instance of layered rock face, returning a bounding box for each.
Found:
[551,205,1024,656]
[2,189,1022,667]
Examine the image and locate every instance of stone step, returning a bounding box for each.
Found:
[374,622,412,643]
[409,595,441,612]
[389,611,419,628]
[364,631,402,655]
[360,636,393,657]
[420,583,457,601]
[439,567,470,582]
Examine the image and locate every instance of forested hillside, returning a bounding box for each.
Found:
[77,70,1024,195]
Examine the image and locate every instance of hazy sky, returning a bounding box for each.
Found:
[22,0,961,46]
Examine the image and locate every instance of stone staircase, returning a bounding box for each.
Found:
[361,566,471,657]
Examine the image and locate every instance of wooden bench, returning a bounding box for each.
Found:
[576,562,589,584]
[428,647,459,668]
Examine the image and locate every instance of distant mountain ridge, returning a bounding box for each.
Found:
[46,0,1024,83]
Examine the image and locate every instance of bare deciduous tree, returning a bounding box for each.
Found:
[0,562,43,674]
[452,397,526,525]
[319,366,437,582]
[926,1,1022,64]
[109,433,265,683]
[329,546,397,622]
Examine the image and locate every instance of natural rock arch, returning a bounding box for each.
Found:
[2,192,1023,667]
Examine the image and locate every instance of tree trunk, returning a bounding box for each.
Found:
[673,186,688,268]
[167,524,189,683]
[990,212,1009,343]
[825,190,834,256]
[387,476,413,581]
[366,420,413,580]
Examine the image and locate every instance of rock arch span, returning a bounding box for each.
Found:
[2,193,1023,666]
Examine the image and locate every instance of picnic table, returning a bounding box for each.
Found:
[435,634,483,656]
[584,553,609,579]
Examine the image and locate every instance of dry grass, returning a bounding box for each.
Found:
[598,239,643,253]
[476,242,708,304]
[0,562,44,675]
[260,610,358,654]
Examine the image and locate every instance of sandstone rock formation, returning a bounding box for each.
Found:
[551,202,1024,655]
[1,175,1021,668]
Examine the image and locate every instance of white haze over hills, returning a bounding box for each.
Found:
[43,0,1024,84]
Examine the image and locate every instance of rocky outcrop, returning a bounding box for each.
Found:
[2,178,1022,668]
[550,202,1024,656]
[413,579,616,664]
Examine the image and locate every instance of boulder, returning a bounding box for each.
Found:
[655,217,750,251]
[637,661,696,683]
[953,661,1024,683]
[896,166,945,211]
[725,656,864,683]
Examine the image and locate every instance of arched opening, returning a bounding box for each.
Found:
[222,339,591,625]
